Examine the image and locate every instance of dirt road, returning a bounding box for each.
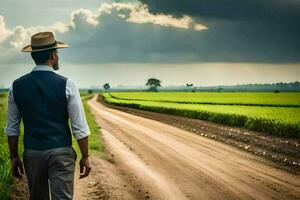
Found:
[88,95,300,200]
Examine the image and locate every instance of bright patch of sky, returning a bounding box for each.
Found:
[1,63,299,88]
[0,0,112,28]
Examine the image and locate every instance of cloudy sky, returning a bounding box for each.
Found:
[0,0,299,88]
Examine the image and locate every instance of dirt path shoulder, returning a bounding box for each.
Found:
[73,155,136,200]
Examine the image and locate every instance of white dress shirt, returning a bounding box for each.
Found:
[4,65,90,140]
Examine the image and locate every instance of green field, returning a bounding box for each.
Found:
[110,92,300,107]
[78,94,106,159]
[0,93,13,199]
[103,92,300,138]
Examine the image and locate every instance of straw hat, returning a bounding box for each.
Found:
[22,31,68,52]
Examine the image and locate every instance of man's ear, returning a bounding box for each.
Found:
[50,51,55,60]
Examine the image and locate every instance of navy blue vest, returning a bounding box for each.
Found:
[13,71,72,150]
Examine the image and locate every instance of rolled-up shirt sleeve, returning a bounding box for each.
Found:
[66,79,90,140]
[4,84,21,136]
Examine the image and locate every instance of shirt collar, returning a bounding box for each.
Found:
[31,65,54,72]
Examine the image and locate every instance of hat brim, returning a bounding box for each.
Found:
[21,41,68,52]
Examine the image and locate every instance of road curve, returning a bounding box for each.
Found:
[88,95,300,200]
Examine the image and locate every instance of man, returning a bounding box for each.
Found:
[4,31,92,200]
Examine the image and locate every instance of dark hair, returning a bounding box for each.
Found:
[31,49,56,64]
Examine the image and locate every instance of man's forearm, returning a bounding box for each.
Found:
[76,136,89,158]
[7,136,19,158]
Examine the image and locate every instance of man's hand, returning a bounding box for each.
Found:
[79,156,91,179]
[8,136,23,179]
[76,136,91,179]
[11,157,24,179]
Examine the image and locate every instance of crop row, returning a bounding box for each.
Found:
[103,94,300,138]
[109,92,300,107]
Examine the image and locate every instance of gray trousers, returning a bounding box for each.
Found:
[23,146,77,200]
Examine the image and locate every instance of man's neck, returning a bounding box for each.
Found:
[37,63,54,69]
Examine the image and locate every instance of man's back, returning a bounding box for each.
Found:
[13,70,72,150]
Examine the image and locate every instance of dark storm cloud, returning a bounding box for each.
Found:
[58,13,206,63]
[138,0,300,63]
[138,0,300,22]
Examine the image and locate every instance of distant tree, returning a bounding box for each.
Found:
[103,83,110,93]
[217,87,224,92]
[291,81,300,87]
[87,89,93,94]
[274,90,280,93]
[146,78,161,92]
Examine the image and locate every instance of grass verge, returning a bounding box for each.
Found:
[72,94,106,159]
[0,94,12,199]
[0,94,24,199]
